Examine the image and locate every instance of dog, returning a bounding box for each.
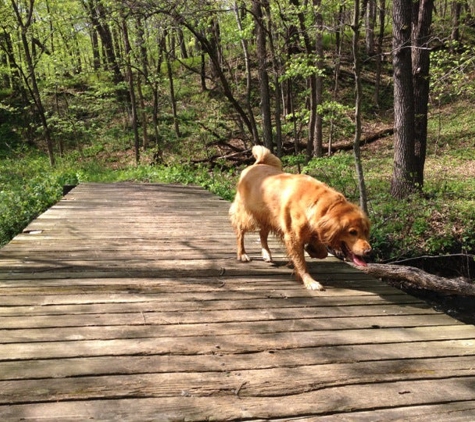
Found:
[229,146,371,291]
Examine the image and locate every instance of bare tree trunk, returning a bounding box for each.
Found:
[331,6,344,154]
[314,0,324,158]
[450,0,462,47]
[365,0,377,55]
[233,2,259,146]
[412,0,434,188]
[333,6,344,97]
[253,0,273,150]
[352,0,368,213]
[135,16,149,149]
[374,0,386,107]
[391,0,434,198]
[165,32,181,139]
[263,1,283,156]
[391,0,418,198]
[151,32,166,157]
[289,0,319,159]
[84,0,123,84]
[121,12,140,164]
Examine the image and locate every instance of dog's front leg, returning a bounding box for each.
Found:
[284,234,325,291]
[259,227,273,262]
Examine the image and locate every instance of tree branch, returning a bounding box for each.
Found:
[350,262,475,296]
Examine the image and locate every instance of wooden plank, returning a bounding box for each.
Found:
[1,326,474,360]
[0,358,474,405]
[0,314,463,343]
[0,378,475,421]
[0,303,443,329]
[1,342,474,381]
[0,291,421,309]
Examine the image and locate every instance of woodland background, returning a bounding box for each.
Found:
[1,0,475,280]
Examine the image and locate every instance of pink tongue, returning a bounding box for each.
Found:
[351,253,367,267]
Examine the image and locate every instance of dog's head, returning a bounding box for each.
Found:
[315,202,371,266]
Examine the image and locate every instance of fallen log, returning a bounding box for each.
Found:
[326,127,394,153]
[350,262,475,296]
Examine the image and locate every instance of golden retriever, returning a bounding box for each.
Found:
[229,146,371,291]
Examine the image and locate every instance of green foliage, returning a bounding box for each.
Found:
[369,192,475,261]
[317,100,355,142]
[302,153,359,200]
[430,42,475,104]
[280,54,325,80]
[0,153,62,246]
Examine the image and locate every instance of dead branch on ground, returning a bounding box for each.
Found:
[351,262,475,296]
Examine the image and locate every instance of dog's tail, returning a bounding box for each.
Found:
[252,145,282,170]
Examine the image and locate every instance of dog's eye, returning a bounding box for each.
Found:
[349,229,358,236]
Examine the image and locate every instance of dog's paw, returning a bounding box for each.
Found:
[305,280,325,291]
[237,254,252,262]
[261,249,273,262]
[302,275,325,291]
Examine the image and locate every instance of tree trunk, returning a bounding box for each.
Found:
[352,0,369,214]
[253,0,273,151]
[365,0,377,55]
[85,0,123,84]
[120,12,140,164]
[234,2,259,147]
[289,0,319,159]
[391,0,418,198]
[412,0,434,188]
[314,0,324,158]
[135,16,149,149]
[373,0,386,107]
[450,0,462,46]
[263,1,283,156]
[165,39,181,140]
[391,0,434,198]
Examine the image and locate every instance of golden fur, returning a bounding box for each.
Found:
[229,146,371,290]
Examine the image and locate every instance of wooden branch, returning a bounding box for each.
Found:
[350,262,475,296]
[190,149,252,167]
[326,127,394,153]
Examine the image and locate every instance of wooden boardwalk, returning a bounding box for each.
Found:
[0,182,474,421]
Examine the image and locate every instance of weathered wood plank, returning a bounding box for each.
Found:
[313,401,475,422]
[0,378,475,421]
[0,303,441,329]
[0,326,474,360]
[0,357,474,405]
[0,292,421,309]
[1,341,474,381]
[0,314,462,343]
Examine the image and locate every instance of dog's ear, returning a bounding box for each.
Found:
[315,214,342,245]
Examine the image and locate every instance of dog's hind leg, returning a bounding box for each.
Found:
[259,227,273,262]
[236,229,251,262]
